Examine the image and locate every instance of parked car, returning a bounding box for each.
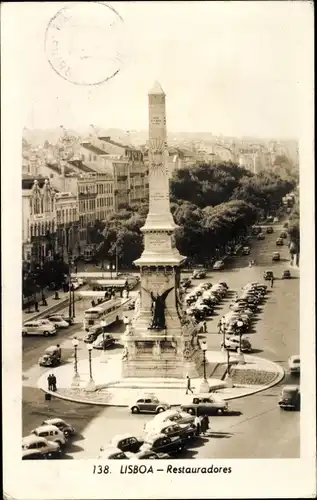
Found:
[111,434,144,454]
[22,450,49,460]
[30,424,67,447]
[84,326,104,343]
[38,345,62,367]
[130,395,171,414]
[146,422,196,441]
[276,238,284,246]
[45,315,69,329]
[145,410,195,434]
[131,449,170,459]
[266,226,274,234]
[22,435,61,459]
[92,333,115,349]
[42,418,75,438]
[283,222,289,228]
[280,231,288,238]
[263,270,274,280]
[181,396,229,415]
[272,252,281,261]
[288,355,300,374]
[99,446,129,459]
[257,233,265,240]
[282,269,291,279]
[139,434,184,456]
[213,260,225,270]
[22,320,57,337]
[278,385,300,411]
[221,335,252,352]
[242,246,250,255]
[251,226,261,235]
[192,270,207,279]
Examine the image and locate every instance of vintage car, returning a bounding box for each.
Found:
[110,434,144,454]
[213,260,225,270]
[146,422,195,441]
[280,231,288,238]
[181,396,229,415]
[272,252,281,261]
[139,434,184,456]
[263,270,274,280]
[257,233,265,240]
[221,335,252,353]
[145,410,195,435]
[92,333,115,350]
[276,238,284,246]
[278,385,300,411]
[241,246,251,255]
[288,355,300,374]
[22,435,61,459]
[282,269,291,279]
[192,269,207,279]
[99,446,130,459]
[84,326,104,343]
[129,395,170,414]
[45,315,69,329]
[131,449,170,459]
[30,424,67,447]
[22,450,49,460]
[42,418,75,438]
[22,320,57,337]
[266,226,274,234]
[38,346,61,367]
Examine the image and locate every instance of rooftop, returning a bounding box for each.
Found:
[98,137,138,151]
[81,142,108,156]
[68,159,95,173]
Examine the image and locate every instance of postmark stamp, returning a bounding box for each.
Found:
[44,2,124,86]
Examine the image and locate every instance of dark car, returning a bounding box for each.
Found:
[272,252,281,261]
[278,385,300,411]
[84,326,104,343]
[140,434,184,456]
[242,246,250,255]
[22,450,48,460]
[276,238,284,246]
[283,222,289,228]
[282,269,291,279]
[132,450,170,459]
[111,435,144,454]
[280,231,288,238]
[257,233,265,240]
[263,270,274,280]
[92,333,115,349]
[266,226,274,234]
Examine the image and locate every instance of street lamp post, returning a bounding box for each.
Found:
[100,320,107,362]
[199,340,209,393]
[71,337,80,387]
[85,344,96,392]
[224,346,233,388]
[236,320,245,364]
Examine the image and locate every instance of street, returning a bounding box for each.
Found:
[22,221,300,459]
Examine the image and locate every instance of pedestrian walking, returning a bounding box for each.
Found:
[201,414,209,435]
[271,277,274,288]
[51,374,57,392]
[194,413,201,436]
[56,344,62,360]
[186,375,193,394]
[203,320,207,333]
[35,300,39,312]
[47,374,53,391]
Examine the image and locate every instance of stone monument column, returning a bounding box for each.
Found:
[121,82,204,379]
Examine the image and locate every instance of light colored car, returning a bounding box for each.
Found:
[145,421,196,441]
[272,251,281,261]
[288,355,300,374]
[22,320,57,336]
[181,395,229,415]
[22,435,61,459]
[30,424,67,447]
[221,335,252,352]
[46,315,69,329]
[130,395,170,414]
[242,246,250,255]
[213,260,225,270]
[144,410,195,434]
[42,418,75,437]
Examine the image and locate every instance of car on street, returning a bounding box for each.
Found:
[22,320,57,337]
[251,226,262,235]
[46,315,70,328]
[30,425,67,447]
[146,422,196,441]
[42,418,75,438]
[288,355,300,374]
[139,434,184,456]
[22,435,61,459]
[282,269,291,279]
[266,226,274,234]
[84,325,104,343]
[145,410,195,434]
[99,446,129,459]
[22,449,49,460]
[192,269,207,279]
[180,396,229,415]
[38,345,62,367]
[263,270,274,280]
[276,238,284,246]
[221,335,252,352]
[272,252,281,261]
[280,231,288,238]
[213,260,225,270]
[283,222,289,228]
[111,434,144,454]
[257,233,265,240]
[129,395,171,414]
[278,385,300,411]
[92,333,115,350]
[242,246,251,255]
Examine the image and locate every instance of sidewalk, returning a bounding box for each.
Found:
[37,350,284,407]
[23,290,70,323]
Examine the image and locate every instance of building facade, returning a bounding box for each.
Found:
[55,192,80,259]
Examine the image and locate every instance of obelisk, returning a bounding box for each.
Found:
[121,82,204,378]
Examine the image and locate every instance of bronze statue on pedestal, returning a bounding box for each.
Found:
[143,286,174,330]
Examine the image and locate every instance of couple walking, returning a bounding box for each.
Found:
[47,373,57,392]
[194,412,210,436]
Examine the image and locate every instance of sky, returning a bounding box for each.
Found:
[4,1,313,139]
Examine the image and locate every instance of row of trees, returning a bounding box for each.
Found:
[288,199,300,261]
[22,257,69,301]
[92,161,296,267]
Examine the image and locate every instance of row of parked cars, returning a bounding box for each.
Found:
[219,282,268,353]
[184,281,229,322]
[22,418,75,459]
[22,314,73,337]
